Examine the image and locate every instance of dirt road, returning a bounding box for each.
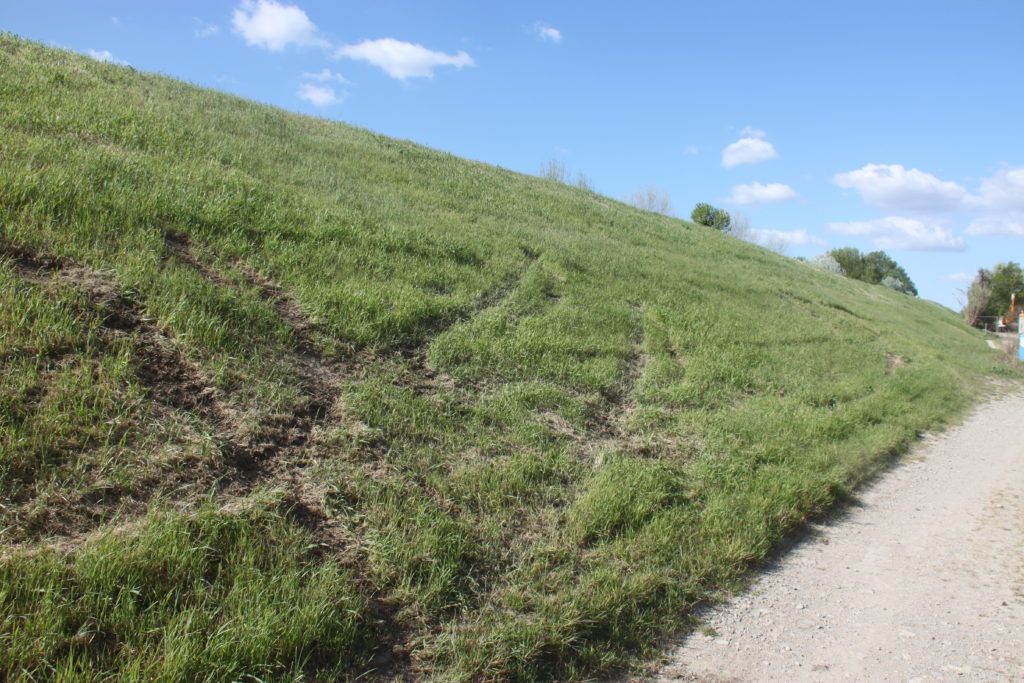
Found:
[651,390,1024,682]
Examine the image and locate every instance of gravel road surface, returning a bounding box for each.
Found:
[650,390,1024,682]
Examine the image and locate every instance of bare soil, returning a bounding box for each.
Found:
[649,390,1024,682]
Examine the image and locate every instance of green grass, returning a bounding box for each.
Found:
[0,34,1019,681]
[1,492,369,680]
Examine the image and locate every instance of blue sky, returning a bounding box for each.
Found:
[4,0,1023,310]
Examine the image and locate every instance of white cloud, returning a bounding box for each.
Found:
[87,49,129,66]
[827,216,965,251]
[336,38,473,80]
[194,19,220,38]
[970,168,1024,211]
[944,272,973,282]
[729,182,798,205]
[232,0,327,51]
[966,214,1024,238]
[297,83,342,106]
[722,134,778,168]
[301,67,349,83]
[534,23,562,42]
[751,228,826,247]
[833,164,968,213]
[682,145,699,155]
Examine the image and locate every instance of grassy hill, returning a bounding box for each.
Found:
[0,35,1016,680]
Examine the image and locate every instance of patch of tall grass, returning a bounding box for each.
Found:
[0,494,370,680]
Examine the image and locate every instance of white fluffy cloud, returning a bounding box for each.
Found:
[966,214,1024,238]
[336,38,473,79]
[87,49,128,66]
[833,164,968,213]
[297,83,342,106]
[232,0,327,51]
[970,168,1024,211]
[729,182,798,205]
[534,23,562,42]
[827,216,965,251]
[722,129,778,168]
[829,164,1024,245]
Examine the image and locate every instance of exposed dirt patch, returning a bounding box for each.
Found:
[884,351,909,374]
[0,241,67,279]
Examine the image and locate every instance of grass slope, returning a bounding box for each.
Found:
[0,35,1017,680]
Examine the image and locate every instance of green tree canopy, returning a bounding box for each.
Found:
[979,262,1024,319]
[820,248,918,296]
[690,203,731,231]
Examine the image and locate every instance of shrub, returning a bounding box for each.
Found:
[810,253,842,274]
[690,202,731,231]
[539,158,567,183]
[881,274,915,295]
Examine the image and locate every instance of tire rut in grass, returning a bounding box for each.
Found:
[585,302,649,455]
[3,242,390,651]
[398,246,542,366]
[0,242,224,545]
[4,239,538,675]
[3,242,337,537]
[162,237,348,489]
[3,240,223,424]
[161,237,410,660]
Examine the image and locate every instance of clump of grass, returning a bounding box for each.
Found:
[0,493,370,680]
[565,457,690,545]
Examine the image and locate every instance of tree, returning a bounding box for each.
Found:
[816,247,918,296]
[979,261,1024,319]
[962,268,991,327]
[829,247,866,281]
[627,185,673,215]
[690,202,731,231]
[861,251,917,296]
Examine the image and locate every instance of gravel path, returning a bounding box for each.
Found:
[651,390,1024,682]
